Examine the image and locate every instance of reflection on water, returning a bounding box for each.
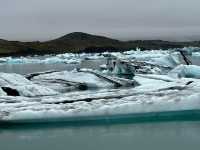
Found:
[0,121,200,150]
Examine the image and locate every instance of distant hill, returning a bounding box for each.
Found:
[0,32,200,56]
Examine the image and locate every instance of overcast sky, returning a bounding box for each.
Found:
[0,0,200,41]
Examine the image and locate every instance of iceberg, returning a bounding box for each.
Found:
[168,65,200,79]
[0,73,200,124]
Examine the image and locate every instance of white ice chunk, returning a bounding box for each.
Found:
[0,73,58,97]
[0,88,7,96]
[32,71,115,88]
[150,54,180,68]
[168,65,200,79]
[0,73,31,86]
[15,85,58,97]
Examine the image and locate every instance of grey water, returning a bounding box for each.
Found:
[0,63,77,75]
[192,56,200,65]
[0,121,200,150]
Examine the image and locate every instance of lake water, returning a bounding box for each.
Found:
[0,121,200,150]
[0,62,200,150]
[0,63,77,75]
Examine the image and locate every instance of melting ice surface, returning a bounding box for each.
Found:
[0,47,200,123]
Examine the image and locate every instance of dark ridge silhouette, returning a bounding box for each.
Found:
[0,32,200,56]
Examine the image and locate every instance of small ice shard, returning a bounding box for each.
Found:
[104,56,135,77]
[112,60,135,76]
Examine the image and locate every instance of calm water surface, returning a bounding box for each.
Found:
[0,63,77,74]
[0,121,200,150]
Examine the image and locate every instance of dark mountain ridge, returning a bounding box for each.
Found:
[0,32,200,56]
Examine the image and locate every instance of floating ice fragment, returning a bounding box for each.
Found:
[168,65,200,79]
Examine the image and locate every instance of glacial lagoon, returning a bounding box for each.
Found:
[0,48,200,149]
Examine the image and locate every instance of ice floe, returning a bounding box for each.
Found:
[0,71,199,123]
[0,76,200,123]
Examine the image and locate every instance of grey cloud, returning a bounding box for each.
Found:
[0,0,200,41]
